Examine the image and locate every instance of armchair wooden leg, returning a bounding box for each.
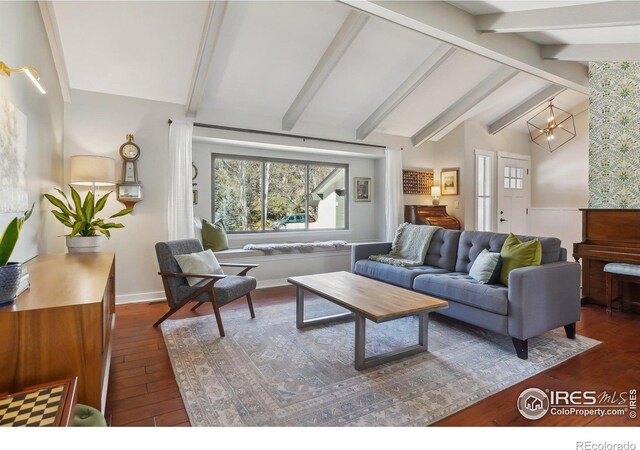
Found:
[246,292,255,319]
[207,286,225,337]
[190,302,205,312]
[153,306,183,327]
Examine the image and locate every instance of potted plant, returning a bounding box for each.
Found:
[45,186,131,253]
[0,205,33,306]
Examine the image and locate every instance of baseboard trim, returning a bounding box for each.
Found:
[116,291,166,305]
[115,281,291,305]
[257,278,288,289]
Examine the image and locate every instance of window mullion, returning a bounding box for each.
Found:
[262,161,266,232]
[305,164,309,230]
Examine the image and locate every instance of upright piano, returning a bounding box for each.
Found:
[573,208,640,311]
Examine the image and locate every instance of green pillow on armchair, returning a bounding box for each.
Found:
[202,219,229,251]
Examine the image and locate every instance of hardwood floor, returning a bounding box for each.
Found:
[105,286,640,427]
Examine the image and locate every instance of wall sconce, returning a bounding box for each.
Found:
[0,61,46,94]
[431,186,441,206]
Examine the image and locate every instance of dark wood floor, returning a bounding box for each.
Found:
[105,286,640,426]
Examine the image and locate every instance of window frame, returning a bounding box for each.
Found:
[211,153,350,234]
[474,149,495,232]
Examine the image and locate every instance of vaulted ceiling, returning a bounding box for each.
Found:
[42,1,634,146]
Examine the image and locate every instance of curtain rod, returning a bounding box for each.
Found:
[167,119,387,150]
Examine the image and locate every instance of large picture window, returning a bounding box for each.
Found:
[212,155,348,233]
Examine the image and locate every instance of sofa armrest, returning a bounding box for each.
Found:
[507,261,581,340]
[351,242,392,272]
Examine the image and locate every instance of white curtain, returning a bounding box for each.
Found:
[168,118,195,240]
[384,147,404,241]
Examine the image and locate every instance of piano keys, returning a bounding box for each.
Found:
[573,208,640,312]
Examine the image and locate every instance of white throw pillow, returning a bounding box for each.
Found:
[468,249,502,284]
[174,249,224,287]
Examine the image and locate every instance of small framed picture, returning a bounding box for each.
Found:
[355,177,372,202]
[440,168,459,196]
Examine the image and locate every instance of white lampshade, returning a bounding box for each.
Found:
[69,155,116,186]
[431,186,441,197]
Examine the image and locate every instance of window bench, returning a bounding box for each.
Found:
[213,242,380,288]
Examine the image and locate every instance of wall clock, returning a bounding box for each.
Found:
[116,134,143,210]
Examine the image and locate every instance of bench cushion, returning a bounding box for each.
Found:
[354,259,448,289]
[413,273,509,315]
[604,263,640,277]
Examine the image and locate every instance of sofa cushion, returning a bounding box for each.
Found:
[424,229,461,271]
[354,259,448,289]
[455,231,562,273]
[413,273,509,315]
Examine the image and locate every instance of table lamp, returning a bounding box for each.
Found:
[431,186,441,206]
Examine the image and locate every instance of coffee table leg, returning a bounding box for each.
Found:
[355,314,366,370]
[354,312,430,371]
[296,286,305,329]
[295,286,355,329]
[419,311,427,349]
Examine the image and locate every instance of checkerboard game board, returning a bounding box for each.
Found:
[0,385,64,427]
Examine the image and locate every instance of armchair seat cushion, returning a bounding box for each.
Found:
[178,275,257,305]
[413,273,509,315]
[354,259,448,289]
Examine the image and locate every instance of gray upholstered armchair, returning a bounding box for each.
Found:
[154,239,258,336]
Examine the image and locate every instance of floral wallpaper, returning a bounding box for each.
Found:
[589,61,640,209]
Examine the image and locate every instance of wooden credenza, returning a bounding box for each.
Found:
[404,205,462,230]
[0,253,115,412]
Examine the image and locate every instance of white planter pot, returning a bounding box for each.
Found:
[66,235,105,253]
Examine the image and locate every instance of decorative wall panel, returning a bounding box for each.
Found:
[589,62,640,208]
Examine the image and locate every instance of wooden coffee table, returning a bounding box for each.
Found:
[287,271,448,370]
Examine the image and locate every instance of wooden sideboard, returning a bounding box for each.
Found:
[0,253,115,412]
[404,205,462,230]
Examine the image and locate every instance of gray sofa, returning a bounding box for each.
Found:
[351,229,581,359]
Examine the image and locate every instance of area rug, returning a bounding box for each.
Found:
[160,299,599,426]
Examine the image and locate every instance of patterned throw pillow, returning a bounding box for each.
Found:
[469,249,502,284]
[499,234,542,286]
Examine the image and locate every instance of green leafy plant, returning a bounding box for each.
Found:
[0,204,34,267]
[44,185,131,239]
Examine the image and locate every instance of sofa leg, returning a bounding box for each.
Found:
[564,323,576,339]
[512,338,528,360]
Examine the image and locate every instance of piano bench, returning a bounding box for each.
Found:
[604,263,640,314]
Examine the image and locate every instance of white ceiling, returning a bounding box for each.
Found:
[52,1,208,104]
[47,0,608,145]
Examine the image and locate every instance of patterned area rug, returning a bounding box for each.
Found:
[161,299,599,426]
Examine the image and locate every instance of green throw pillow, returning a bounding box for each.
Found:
[202,219,228,251]
[469,249,502,284]
[499,233,542,286]
[174,249,224,287]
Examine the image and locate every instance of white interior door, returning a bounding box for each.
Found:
[497,154,530,235]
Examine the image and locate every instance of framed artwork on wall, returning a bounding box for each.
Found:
[441,168,459,196]
[355,177,372,202]
[0,97,28,213]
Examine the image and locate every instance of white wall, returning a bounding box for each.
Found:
[531,107,589,209]
[64,89,185,302]
[528,106,589,250]
[0,1,65,262]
